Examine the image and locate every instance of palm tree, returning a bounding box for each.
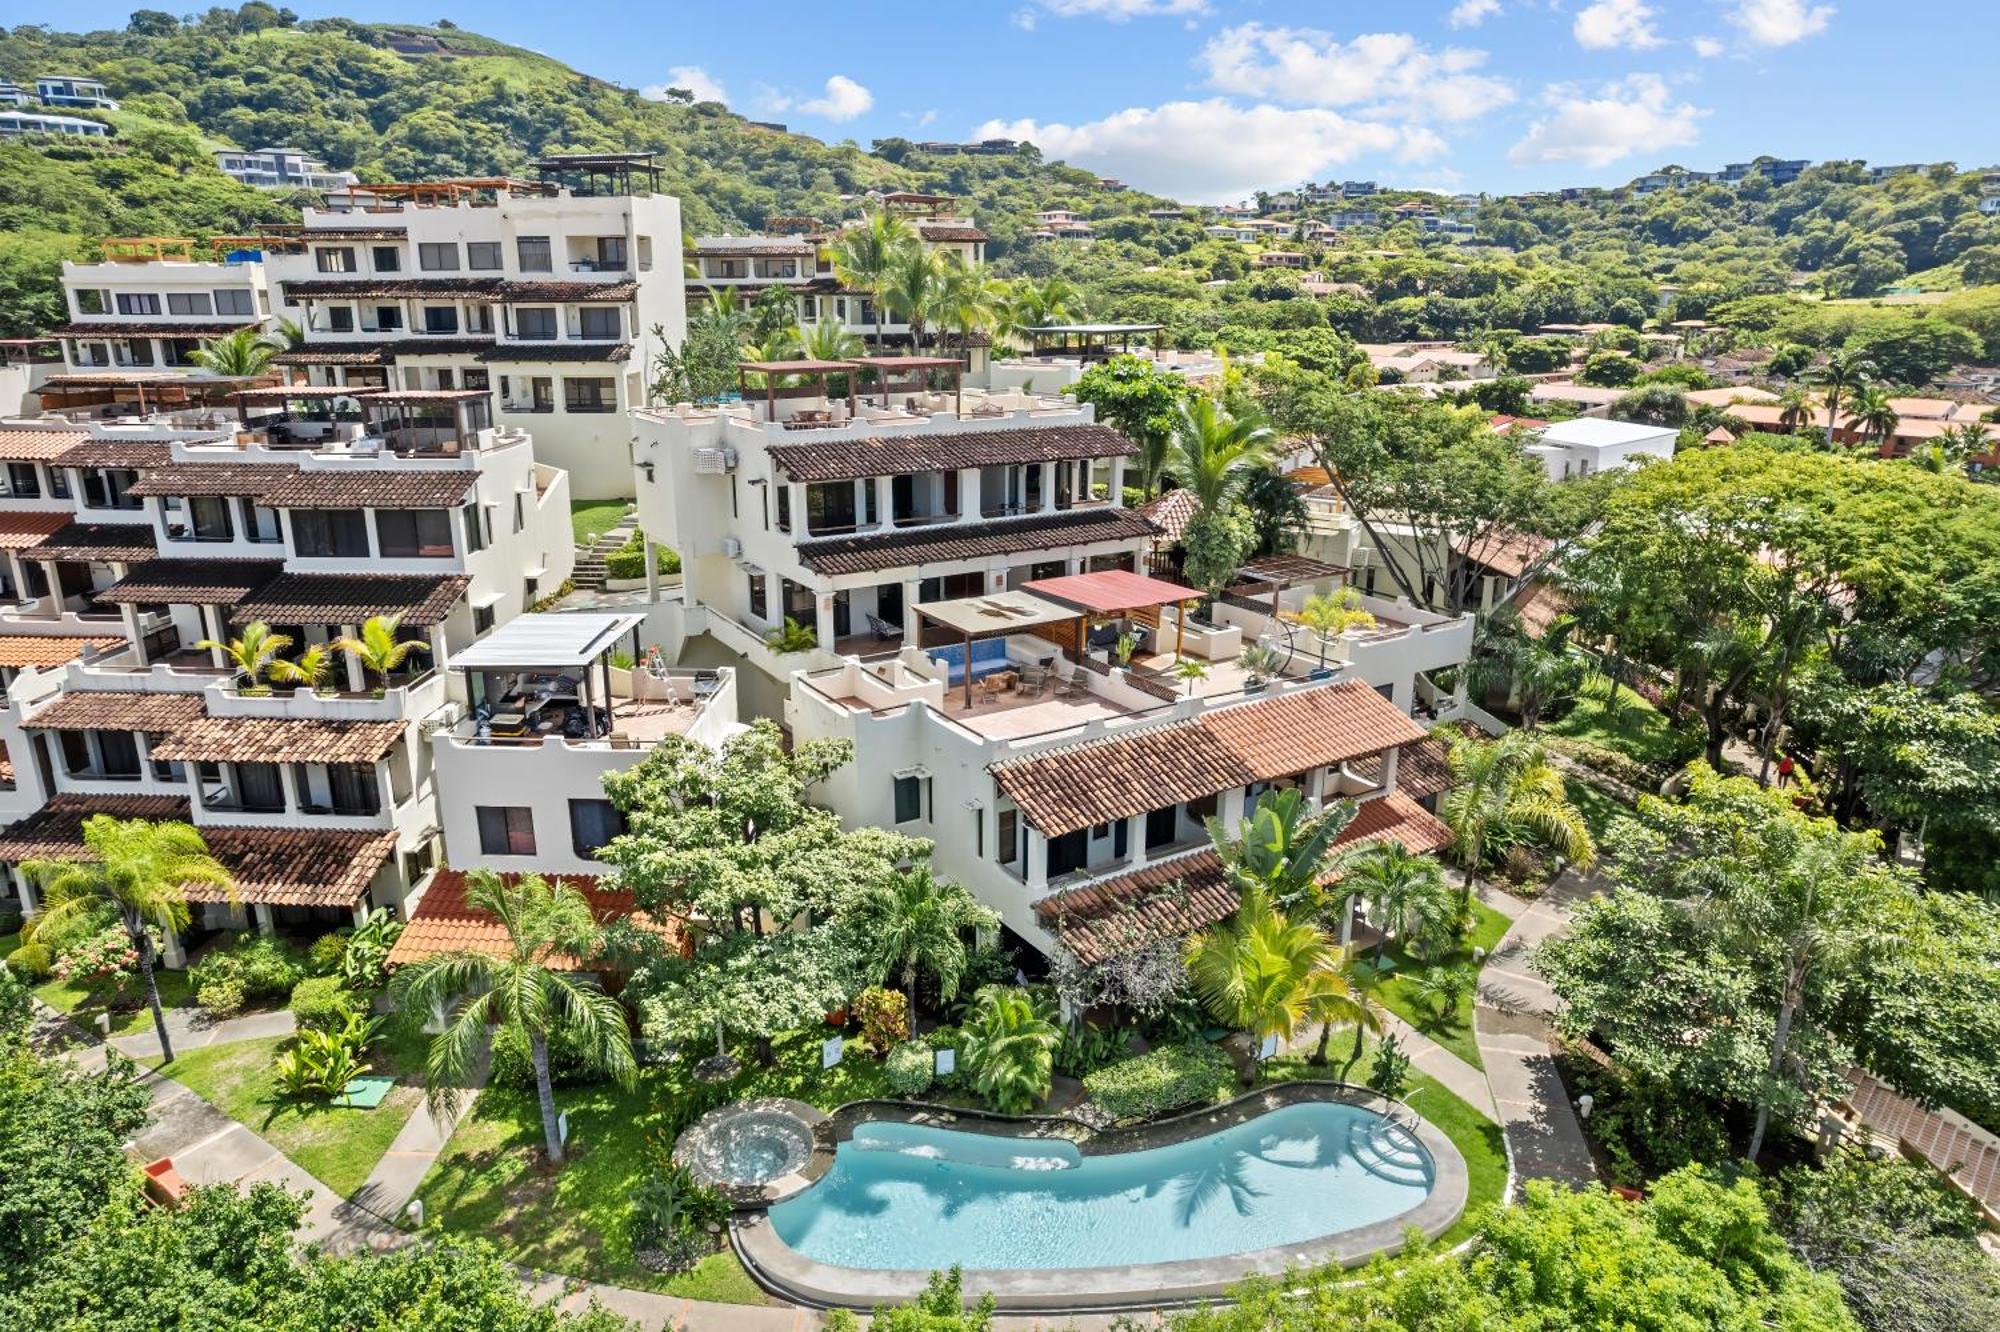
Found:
[1003,276,1084,344]
[1166,397,1279,600]
[932,258,1001,360]
[796,318,863,364]
[1911,422,1987,475]
[865,867,998,1017]
[881,245,949,353]
[1334,842,1456,958]
[268,643,334,694]
[1293,589,1374,668]
[1438,729,1595,906]
[958,985,1061,1115]
[188,327,275,378]
[763,616,818,654]
[270,317,306,351]
[1210,786,1354,916]
[1812,350,1871,450]
[391,871,634,1165]
[830,210,917,350]
[1172,656,1210,695]
[1185,885,1368,1069]
[332,614,428,696]
[22,817,234,1063]
[195,620,293,694]
[1775,384,1817,434]
[1843,385,1899,451]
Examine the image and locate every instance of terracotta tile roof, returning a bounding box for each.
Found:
[181,826,397,908]
[257,469,478,509]
[1395,736,1456,801]
[56,440,174,469]
[1033,791,1452,964]
[0,794,192,861]
[477,342,632,363]
[149,714,406,764]
[95,559,284,606]
[53,322,261,338]
[917,223,989,243]
[21,691,205,732]
[491,280,640,302]
[281,278,504,301]
[387,869,680,968]
[0,635,120,668]
[1137,488,1199,544]
[798,507,1154,577]
[1453,529,1552,581]
[993,681,1427,836]
[768,423,1136,484]
[127,463,300,497]
[0,429,88,462]
[0,511,77,551]
[32,521,159,564]
[272,339,493,366]
[228,572,469,628]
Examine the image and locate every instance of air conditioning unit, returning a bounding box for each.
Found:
[692,445,738,474]
[418,701,464,736]
[720,536,743,559]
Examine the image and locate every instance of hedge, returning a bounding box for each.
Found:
[604,532,681,581]
[1082,1042,1235,1121]
[288,975,359,1033]
[885,1041,935,1097]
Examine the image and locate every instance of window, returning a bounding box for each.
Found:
[515,307,557,339]
[775,485,791,533]
[476,805,536,856]
[463,505,487,554]
[375,509,455,558]
[374,306,403,332]
[418,242,459,271]
[974,808,985,858]
[467,305,492,334]
[291,508,370,557]
[594,236,628,269]
[422,306,459,334]
[747,572,767,621]
[75,289,107,315]
[5,464,40,499]
[240,500,282,543]
[166,292,213,316]
[577,307,620,340]
[472,603,495,634]
[325,306,355,333]
[893,774,927,824]
[326,764,382,816]
[79,468,141,510]
[466,242,502,271]
[316,246,357,274]
[517,236,552,272]
[512,492,525,533]
[213,288,254,316]
[371,246,401,273]
[997,808,1018,864]
[234,762,286,812]
[175,494,233,543]
[569,799,625,856]
[115,293,160,316]
[563,377,615,413]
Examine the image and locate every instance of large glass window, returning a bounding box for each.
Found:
[466,242,502,271]
[327,764,381,816]
[517,236,552,273]
[569,799,625,856]
[563,377,615,413]
[74,289,107,315]
[4,464,39,499]
[315,247,357,274]
[166,292,213,316]
[375,509,455,558]
[371,246,401,273]
[374,306,403,332]
[115,293,159,315]
[165,494,233,543]
[290,508,370,557]
[477,805,536,856]
[212,288,254,316]
[422,306,459,334]
[515,307,557,339]
[234,762,286,811]
[325,306,355,333]
[577,307,621,340]
[239,500,282,543]
[594,236,628,269]
[79,468,141,510]
[418,242,459,271]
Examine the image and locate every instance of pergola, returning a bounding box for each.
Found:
[1019,323,1165,361]
[909,589,1078,710]
[848,354,963,415]
[1229,554,1351,613]
[37,372,260,414]
[737,359,859,422]
[532,152,663,197]
[232,384,383,421]
[361,388,492,452]
[1021,567,1204,662]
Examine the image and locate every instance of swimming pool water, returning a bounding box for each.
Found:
[767,1101,1434,1271]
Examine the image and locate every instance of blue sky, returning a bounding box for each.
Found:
[23,2,1995,201]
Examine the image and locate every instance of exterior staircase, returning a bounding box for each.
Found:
[572,511,639,590]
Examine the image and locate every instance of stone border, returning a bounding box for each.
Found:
[671,1097,829,1207]
[732,1081,1468,1313]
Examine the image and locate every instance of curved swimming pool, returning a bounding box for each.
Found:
[766,1100,1436,1272]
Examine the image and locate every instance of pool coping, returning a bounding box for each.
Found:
[731,1080,1469,1313]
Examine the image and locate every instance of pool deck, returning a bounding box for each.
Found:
[732,1081,1469,1313]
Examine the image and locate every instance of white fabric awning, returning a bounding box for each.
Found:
[447,611,645,670]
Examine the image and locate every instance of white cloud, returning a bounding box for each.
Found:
[1449,0,1501,28]
[1198,23,1514,123]
[1033,0,1208,18]
[794,75,874,122]
[1508,74,1703,168]
[641,65,727,105]
[1572,0,1662,50]
[1728,0,1834,46]
[1692,35,1727,58]
[972,100,1445,204]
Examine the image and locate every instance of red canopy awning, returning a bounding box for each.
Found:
[1021,568,1201,614]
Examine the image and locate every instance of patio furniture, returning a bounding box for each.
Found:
[692,669,721,697]
[142,1158,188,1209]
[866,614,902,641]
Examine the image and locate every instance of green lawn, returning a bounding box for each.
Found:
[1546,673,1680,768]
[1567,778,1633,844]
[34,965,195,1037]
[569,499,631,546]
[162,1026,429,1199]
[1369,900,1513,1071]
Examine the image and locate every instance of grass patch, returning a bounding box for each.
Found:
[34,967,195,1037]
[1368,900,1512,1072]
[1567,778,1632,844]
[569,499,631,546]
[162,1025,428,1199]
[1546,673,1679,768]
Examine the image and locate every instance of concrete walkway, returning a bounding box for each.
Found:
[107,1003,296,1062]
[347,1077,482,1224]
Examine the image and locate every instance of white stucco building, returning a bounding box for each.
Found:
[1520,417,1676,479]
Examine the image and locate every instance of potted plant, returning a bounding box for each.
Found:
[1239,642,1284,690]
[195,621,291,697]
[332,614,429,699]
[270,644,337,697]
[1113,631,1138,668]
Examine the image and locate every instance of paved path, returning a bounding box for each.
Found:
[107,1004,296,1062]
[348,1076,483,1224]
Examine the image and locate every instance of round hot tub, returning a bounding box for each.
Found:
[674,1098,829,1203]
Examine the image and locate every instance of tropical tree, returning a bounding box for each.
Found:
[1775,384,1818,433]
[1166,397,1278,600]
[1843,385,1900,450]
[267,643,334,694]
[1438,729,1595,903]
[881,245,949,353]
[1173,656,1210,694]
[1184,885,1368,1066]
[796,318,864,364]
[390,871,635,1165]
[763,616,818,653]
[830,210,916,349]
[22,817,235,1063]
[933,258,1001,356]
[332,613,428,695]
[1335,842,1458,958]
[194,619,292,694]
[958,985,1061,1114]
[1003,275,1084,342]
[1070,355,1190,497]
[861,867,997,1017]
[1209,787,1355,915]
[1466,621,1584,730]
[1293,588,1375,668]
[1812,349,1871,450]
[187,327,274,378]
[269,316,306,350]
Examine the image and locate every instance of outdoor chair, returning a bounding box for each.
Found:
[866,614,902,641]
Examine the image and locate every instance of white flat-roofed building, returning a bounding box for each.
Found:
[34,75,117,109]
[0,110,111,138]
[215,146,359,192]
[1521,417,1676,479]
[55,238,271,378]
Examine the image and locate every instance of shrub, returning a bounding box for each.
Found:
[339,909,403,992]
[489,1020,609,1090]
[288,975,358,1033]
[54,927,140,993]
[5,942,53,981]
[190,933,308,1001]
[630,1162,725,1274]
[1565,1060,1731,1188]
[306,932,348,977]
[885,1041,935,1097]
[1082,1043,1234,1121]
[274,1020,375,1100]
[196,975,246,1018]
[1543,733,1659,791]
[1053,1022,1135,1078]
[852,986,909,1056]
[960,986,1061,1115]
[604,531,682,581]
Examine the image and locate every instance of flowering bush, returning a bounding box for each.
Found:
[54,927,142,993]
